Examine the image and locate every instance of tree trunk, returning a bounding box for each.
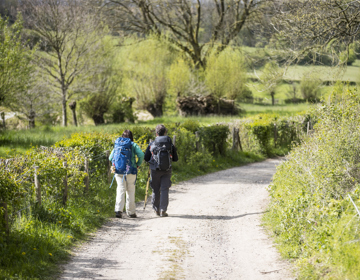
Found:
[92,114,105,126]
[28,110,35,129]
[271,92,275,106]
[62,88,67,127]
[146,102,163,118]
[69,101,78,127]
[0,112,5,129]
[62,99,67,127]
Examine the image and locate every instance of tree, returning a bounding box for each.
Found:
[271,0,360,64]
[299,73,322,102]
[80,36,122,126]
[258,61,283,105]
[0,15,33,108]
[103,0,271,68]
[167,59,192,97]
[21,0,105,127]
[7,68,53,129]
[121,38,171,117]
[205,47,248,102]
[0,0,18,22]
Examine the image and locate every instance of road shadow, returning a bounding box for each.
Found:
[60,258,120,279]
[169,211,266,220]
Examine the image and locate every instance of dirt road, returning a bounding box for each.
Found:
[61,158,294,280]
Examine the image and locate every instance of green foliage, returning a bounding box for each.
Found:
[0,15,34,105]
[264,87,360,279]
[205,47,248,100]
[120,37,173,117]
[79,35,123,126]
[244,113,305,156]
[179,119,200,133]
[199,125,230,155]
[81,92,114,125]
[1,111,311,278]
[300,73,322,102]
[109,96,135,123]
[167,59,192,96]
[340,47,357,65]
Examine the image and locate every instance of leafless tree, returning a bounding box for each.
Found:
[7,68,53,129]
[21,0,105,126]
[102,0,272,68]
[271,0,360,63]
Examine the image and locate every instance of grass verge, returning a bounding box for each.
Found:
[0,150,264,280]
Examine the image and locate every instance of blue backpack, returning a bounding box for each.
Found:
[112,137,136,175]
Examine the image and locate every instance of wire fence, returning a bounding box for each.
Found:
[0,147,113,234]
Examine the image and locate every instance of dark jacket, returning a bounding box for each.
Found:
[144,136,178,170]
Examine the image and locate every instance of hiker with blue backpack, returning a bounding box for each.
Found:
[144,124,178,217]
[109,130,144,218]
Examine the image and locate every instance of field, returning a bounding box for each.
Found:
[0,103,312,158]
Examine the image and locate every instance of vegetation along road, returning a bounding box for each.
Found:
[61,159,294,280]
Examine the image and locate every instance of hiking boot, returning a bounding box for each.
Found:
[115,211,122,218]
[128,213,137,218]
[160,210,168,217]
[154,210,160,216]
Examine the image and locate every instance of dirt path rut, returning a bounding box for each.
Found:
[61,158,294,280]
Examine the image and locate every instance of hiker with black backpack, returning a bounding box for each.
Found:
[144,124,178,217]
[109,130,144,218]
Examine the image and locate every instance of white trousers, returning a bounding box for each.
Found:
[114,174,137,215]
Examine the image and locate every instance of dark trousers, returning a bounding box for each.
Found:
[150,169,172,212]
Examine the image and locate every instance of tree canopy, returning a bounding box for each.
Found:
[103,0,271,68]
[0,15,34,107]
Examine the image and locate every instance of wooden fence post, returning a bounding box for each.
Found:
[0,202,9,236]
[238,128,243,152]
[195,131,200,151]
[62,161,68,205]
[307,121,310,135]
[274,123,277,148]
[232,127,243,151]
[172,135,176,146]
[84,157,89,193]
[34,166,41,205]
[106,150,112,183]
[1,112,5,129]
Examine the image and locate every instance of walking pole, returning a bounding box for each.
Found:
[143,167,151,210]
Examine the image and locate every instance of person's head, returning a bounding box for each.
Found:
[155,124,167,136]
[122,129,134,141]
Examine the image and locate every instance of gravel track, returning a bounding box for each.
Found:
[61,158,294,280]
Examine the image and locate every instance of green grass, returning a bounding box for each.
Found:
[0,103,309,159]
[284,64,360,82]
[248,62,360,83]
[247,80,347,104]
[0,181,115,279]
[0,146,264,279]
[240,102,312,116]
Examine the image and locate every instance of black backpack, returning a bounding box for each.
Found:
[150,136,172,171]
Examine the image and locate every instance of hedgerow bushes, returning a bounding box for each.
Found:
[0,111,310,279]
[264,88,360,279]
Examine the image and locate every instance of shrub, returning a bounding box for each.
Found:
[199,125,230,156]
[264,87,360,279]
[300,73,322,102]
[179,120,200,134]
[205,47,248,100]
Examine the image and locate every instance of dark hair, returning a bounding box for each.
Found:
[122,130,134,141]
[155,124,167,136]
